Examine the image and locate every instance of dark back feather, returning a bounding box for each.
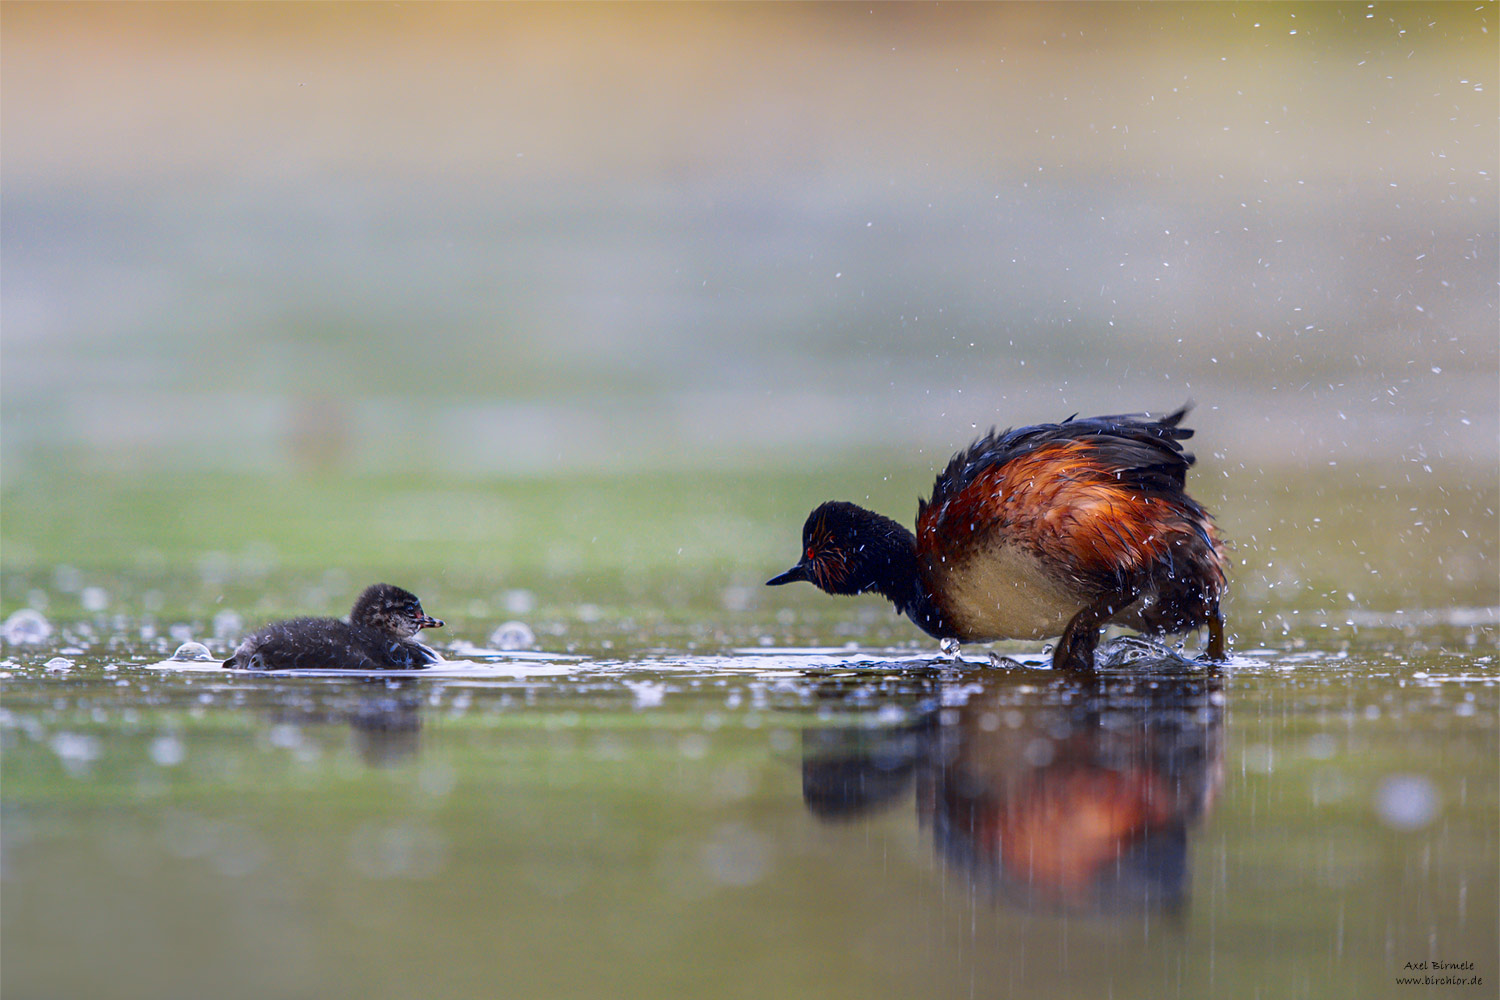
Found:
[920,407,1197,520]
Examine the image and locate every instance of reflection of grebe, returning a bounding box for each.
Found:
[968,764,1177,905]
[347,692,423,767]
[263,683,424,767]
[768,409,1227,670]
[802,666,1224,915]
[224,584,445,671]
[925,676,1223,914]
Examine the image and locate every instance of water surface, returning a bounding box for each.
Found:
[3,613,1494,1000]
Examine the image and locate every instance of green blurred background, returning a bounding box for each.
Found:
[2,1,1495,628]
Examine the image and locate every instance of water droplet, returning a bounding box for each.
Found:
[1022,738,1055,767]
[2,609,53,645]
[488,621,536,650]
[150,735,186,766]
[1376,774,1438,830]
[627,680,668,709]
[720,586,753,612]
[170,641,214,662]
[50,731,98,772]
[503,589,536,615]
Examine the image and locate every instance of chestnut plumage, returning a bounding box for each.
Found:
[768,407,1227,670]
[222,583,444,671]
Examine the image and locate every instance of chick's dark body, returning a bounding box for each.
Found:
[223,583,443,671]
[224,617,439,671]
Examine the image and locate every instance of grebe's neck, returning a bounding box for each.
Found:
[840,508,948,639]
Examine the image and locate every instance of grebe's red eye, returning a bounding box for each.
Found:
[805,546,815,562]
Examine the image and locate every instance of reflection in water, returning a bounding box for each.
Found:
[802,658,1224,916]
[264,680,424,768]
[347,691,423,767]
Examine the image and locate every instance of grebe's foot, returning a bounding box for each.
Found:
[1096,635,1198,670]
[1205,611,1228,661]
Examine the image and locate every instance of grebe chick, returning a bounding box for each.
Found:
[222,583,445,671]
[767,407,1227,671]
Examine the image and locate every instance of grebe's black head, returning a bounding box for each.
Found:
[767,501,916,597]
[350,583,444,638]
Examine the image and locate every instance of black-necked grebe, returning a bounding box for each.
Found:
[768,408,1227,670]
[222,583,445,671]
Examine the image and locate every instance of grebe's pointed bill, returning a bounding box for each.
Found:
[415,614,445,630]
[766,563,811,587]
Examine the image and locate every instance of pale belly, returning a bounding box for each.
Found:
[923,542,1087,641]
